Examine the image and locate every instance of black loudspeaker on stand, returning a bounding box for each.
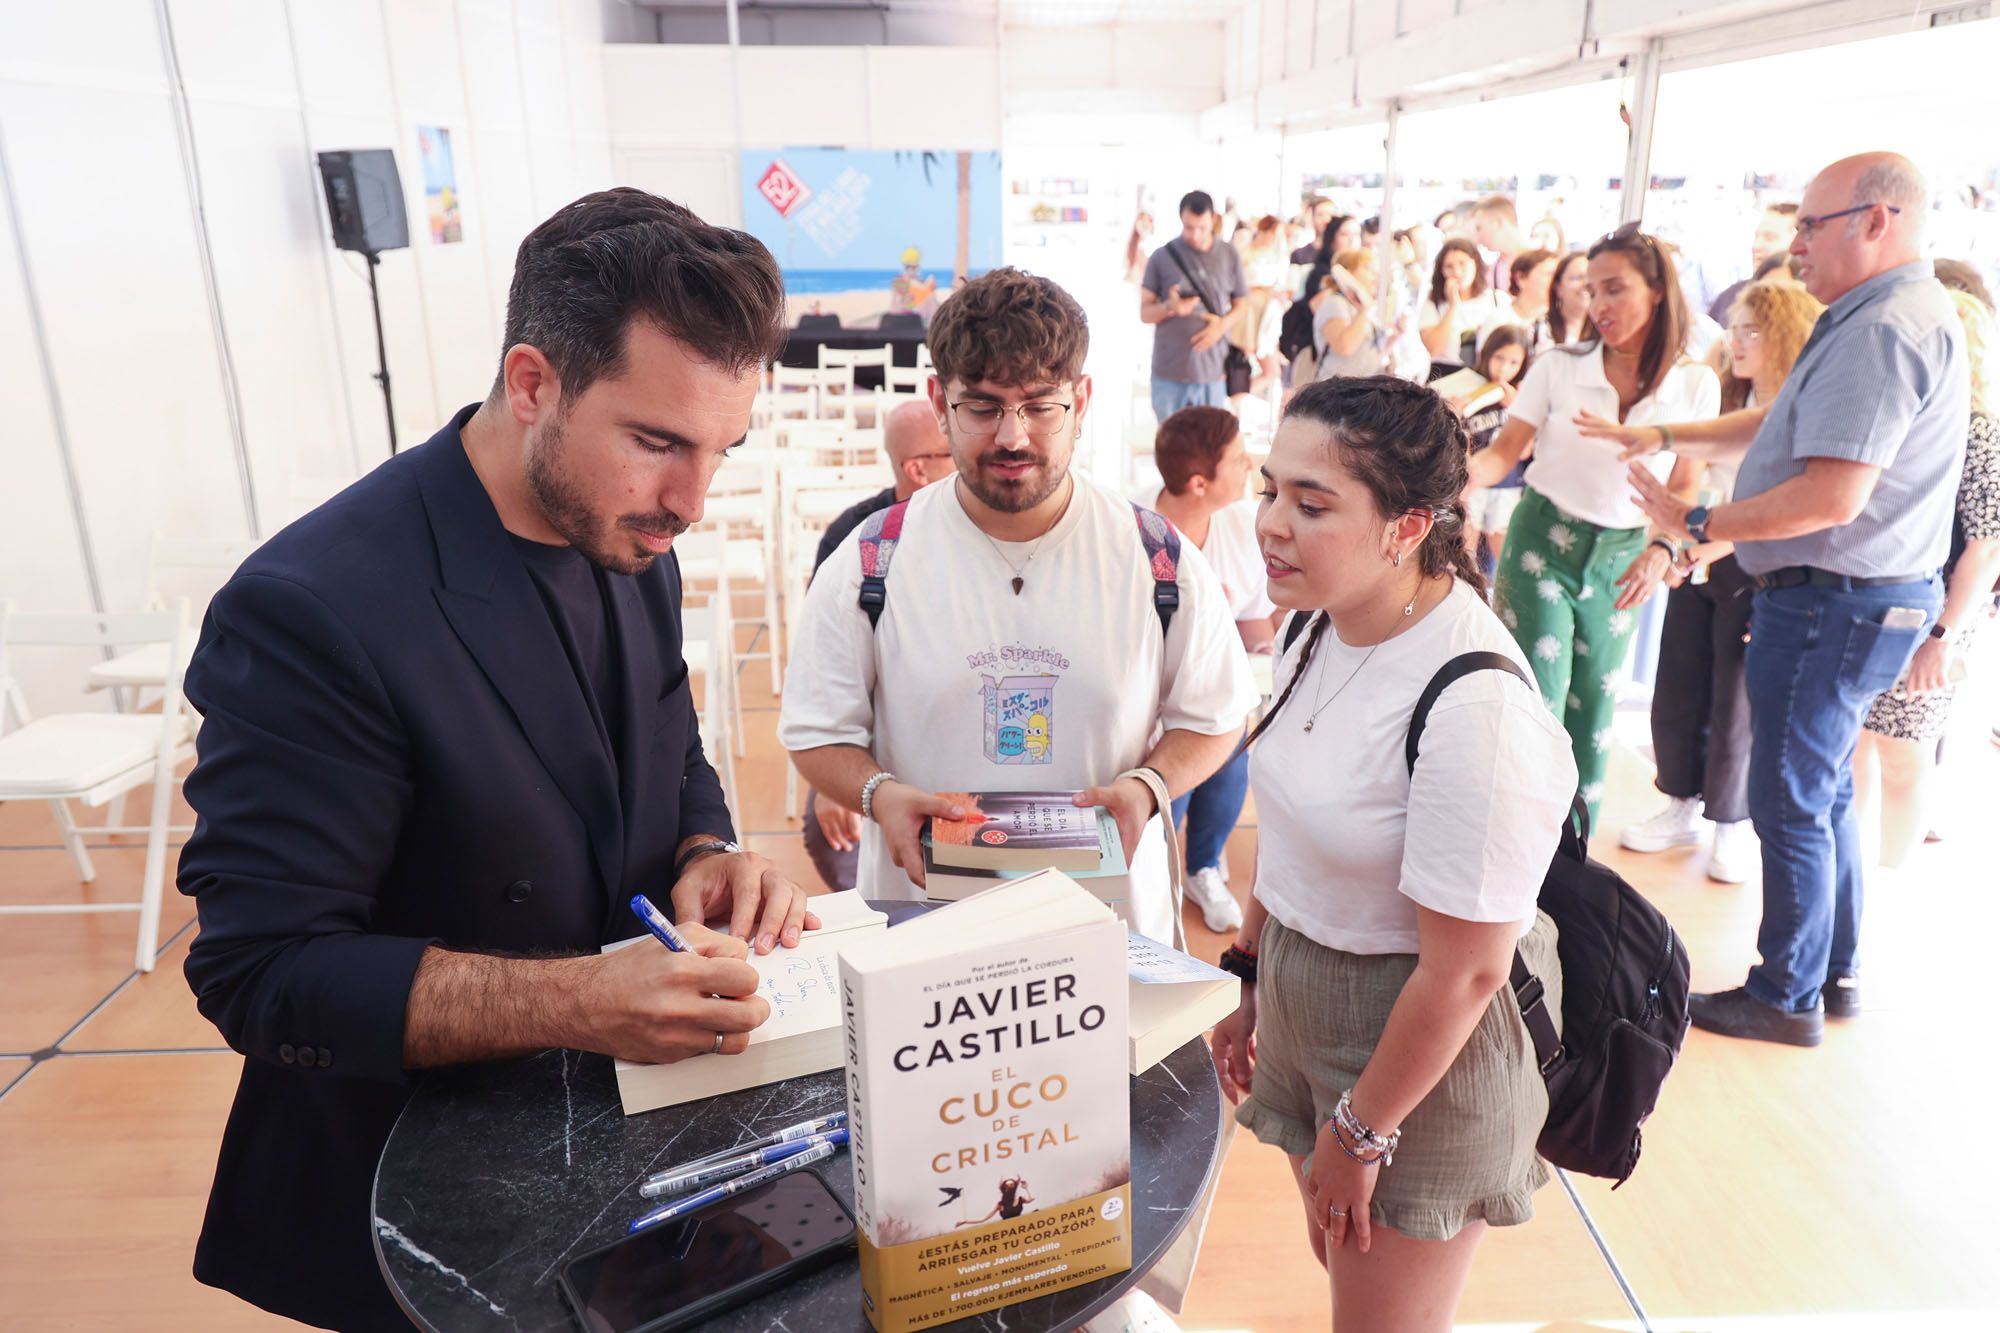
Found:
[316,149,411,454]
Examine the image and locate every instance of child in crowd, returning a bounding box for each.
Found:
[1454,325,1535,579]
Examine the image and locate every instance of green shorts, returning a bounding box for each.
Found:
[1235,911,1562,1242]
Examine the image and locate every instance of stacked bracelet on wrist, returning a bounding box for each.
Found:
[858,770,895,821]
[1217,944,1258,985]
[1330,1088,1400,1167]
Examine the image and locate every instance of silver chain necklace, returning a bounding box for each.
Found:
[1301,642,1379,733]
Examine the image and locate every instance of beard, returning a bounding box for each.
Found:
[957,441,1071,514]
[525,412,687,575]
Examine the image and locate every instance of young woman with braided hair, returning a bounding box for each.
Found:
[1208,376,1576,1330]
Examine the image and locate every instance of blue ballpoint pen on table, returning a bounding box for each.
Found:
[629,1139,842,1233]
[639,1114,851,1199]
[630,893,691,952]
[638,1128,849,1201]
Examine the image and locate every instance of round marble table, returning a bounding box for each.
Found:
[374,1037,1224,1332]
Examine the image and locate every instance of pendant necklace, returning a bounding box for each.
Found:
[1301,643,1380,733]
[979,476,1073,595]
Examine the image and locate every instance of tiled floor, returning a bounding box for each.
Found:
[3,634,1996,1331]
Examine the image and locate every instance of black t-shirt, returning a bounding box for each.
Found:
[509,534,622,767]
[812,486,899,578]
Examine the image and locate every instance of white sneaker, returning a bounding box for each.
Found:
[1184,866,1244,933]
[1619,796,1707,853]
[1706,819,1757,884]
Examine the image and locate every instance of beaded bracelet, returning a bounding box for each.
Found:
[858,770,895,821]
[1330,1089,1400,1167]
[1217,945,1258,985]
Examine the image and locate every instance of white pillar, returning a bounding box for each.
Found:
[1376,101,1401,329]
[1618,39,1663,226]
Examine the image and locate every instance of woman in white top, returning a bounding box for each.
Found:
[1419,238,1506,364]
[1466,224,1721,817]
[1210,375,1576,1331]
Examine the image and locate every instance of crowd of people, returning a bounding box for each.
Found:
[165,153,1994,1333]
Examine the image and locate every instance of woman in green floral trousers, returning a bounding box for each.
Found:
[1466,226,1719,815]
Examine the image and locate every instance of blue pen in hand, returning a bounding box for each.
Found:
[630,894,691,952]
[628,1139,842,1233]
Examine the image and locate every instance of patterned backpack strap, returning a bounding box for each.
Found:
[1129,502,1181,639]
[855,499,910,629]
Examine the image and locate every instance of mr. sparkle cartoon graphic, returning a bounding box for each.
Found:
[982,674,1055,765]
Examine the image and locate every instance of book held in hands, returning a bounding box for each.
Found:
[926,790,1117,872]
[839,871,1131,1332]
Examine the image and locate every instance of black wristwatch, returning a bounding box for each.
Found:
[673,838,741,879]
[1929,620,1952,641]
[1684,504,1713,544]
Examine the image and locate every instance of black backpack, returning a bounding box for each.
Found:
[1277,296,1317,364]
[1277,617,1692,1183]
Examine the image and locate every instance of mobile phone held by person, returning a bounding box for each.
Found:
[558,1170,856,1333]
[1882,607,1928,630]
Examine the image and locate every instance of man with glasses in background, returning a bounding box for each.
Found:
[1587,152,1968,1047]
[798,399,958,892]
[781,267,1254,942]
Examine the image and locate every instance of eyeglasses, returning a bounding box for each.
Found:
[909,450,955,461]
[1726,323,1764,343]
[1794,202,1900,242]
[947,399,1075,437]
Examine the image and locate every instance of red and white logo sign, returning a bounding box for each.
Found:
[756,160,812,218]
[979,828,1009,846]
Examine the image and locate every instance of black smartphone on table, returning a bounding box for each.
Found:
[558,1169,856,1333]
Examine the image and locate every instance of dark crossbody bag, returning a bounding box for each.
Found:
[1161,240,1253,397]
[1274,615,1693,1183]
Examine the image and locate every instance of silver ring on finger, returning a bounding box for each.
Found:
[1327,1208,1347,1219]
[712,1031,725,1055]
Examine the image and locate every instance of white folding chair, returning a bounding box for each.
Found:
[678,598,740,817]
[0,602,196,972]
[87,535,254,710]
[695,461,786,695]
[915,343,934,370]
[818,345,894,424]
[673,528,760,755]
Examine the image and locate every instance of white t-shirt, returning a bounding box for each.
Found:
[1473,307,1550,359]
[1250,582,1577,955]
[1136,487,1277,624]
[1507,342,1722,529]
[779,479,1257,941]
[1420,290,1506,363]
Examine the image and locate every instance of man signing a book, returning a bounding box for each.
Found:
[779,267,1256,942]
[176,190,814,1330]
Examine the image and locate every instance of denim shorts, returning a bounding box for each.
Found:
[1236,912,1561,1242]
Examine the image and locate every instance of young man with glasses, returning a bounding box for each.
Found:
[781,268,1255,942]
[1583,152,1969,1047]
[799,399,959,892]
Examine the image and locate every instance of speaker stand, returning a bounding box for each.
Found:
[364,250,399,454]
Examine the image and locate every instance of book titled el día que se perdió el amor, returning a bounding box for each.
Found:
[838,870,1131,1332]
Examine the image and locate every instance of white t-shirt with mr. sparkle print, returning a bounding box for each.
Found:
[778,476,1255,941]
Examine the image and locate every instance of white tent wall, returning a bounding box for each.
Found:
[0,0,614,716]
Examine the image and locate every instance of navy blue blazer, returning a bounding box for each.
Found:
[178,407,734,1330]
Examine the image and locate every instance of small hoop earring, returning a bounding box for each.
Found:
[1391,550,1402,567]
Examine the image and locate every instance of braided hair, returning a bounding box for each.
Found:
[1245,375,1484,747]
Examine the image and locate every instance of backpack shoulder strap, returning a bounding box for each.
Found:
[1403,650,1530,775]
[855,499,910,630]
[1129,503,1181,639]
[1404,649,1567,1078]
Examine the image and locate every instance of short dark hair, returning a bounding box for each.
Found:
[1508,248,1556,294]
[1179,191,1215,218]
[928,267,1089,387]
[496,188,786,400]
[1153,406,1239,494]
